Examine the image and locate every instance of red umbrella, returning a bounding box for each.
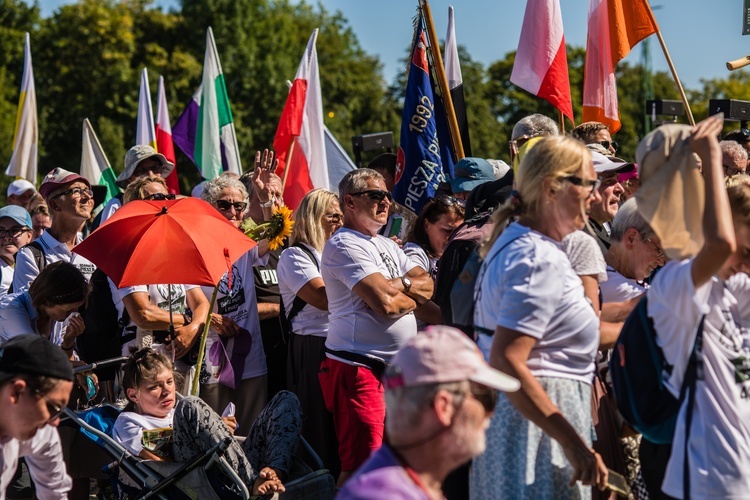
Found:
[75,198,256,287]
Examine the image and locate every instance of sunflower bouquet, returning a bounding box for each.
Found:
[241,205,294,250]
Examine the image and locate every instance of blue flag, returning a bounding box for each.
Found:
[394,21,451,215]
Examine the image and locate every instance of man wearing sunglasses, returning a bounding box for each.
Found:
[587,152,636,254]
[0,334,76,499]
[320,168,434,486]
[572,121,618,156]
[13,168,97,292]
[339,326,519,499]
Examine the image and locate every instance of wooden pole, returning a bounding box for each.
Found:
[191,286,219,396]
[642,7,694,126]
[281,136,296,191]
[419,0,465,160]
[558,110,566,135]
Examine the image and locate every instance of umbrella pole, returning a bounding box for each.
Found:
[191,286,219,396]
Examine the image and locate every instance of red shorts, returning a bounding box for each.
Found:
[318,357,385,471]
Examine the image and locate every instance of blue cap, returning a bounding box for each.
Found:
[449,158,495,194]
[0,205,32,228]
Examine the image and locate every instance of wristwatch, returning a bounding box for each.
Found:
[401,276,412,293]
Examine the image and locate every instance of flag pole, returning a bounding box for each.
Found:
[419,0,465,160]
[643,8,695,125]
[558,111,566,134]
[281,136,297,191]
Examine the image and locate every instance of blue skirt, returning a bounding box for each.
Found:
[470,376,596,500]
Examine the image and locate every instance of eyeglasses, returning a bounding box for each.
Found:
[468,382,498,413]
[0,227,29,239]
[434,195,466,208]
[724,164,744,176]
[646,237,665,259]
[144,192,176,201]
[323,213,343,224]
[563,176,602,198]
[350,190,393,203]
[600,140,619,152]
[509,134,537,156]
[50,187,93,200]
[35,391,64,423]
[215,199,248,213]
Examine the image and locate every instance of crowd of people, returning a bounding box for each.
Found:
[1,110,750,500]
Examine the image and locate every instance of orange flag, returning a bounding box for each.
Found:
[582,0,658,131]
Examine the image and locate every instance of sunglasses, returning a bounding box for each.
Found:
[0,227,29,239]
[468,382,498,413]
[563,176,602,198]
[434,195,466,208]
[350,190,393,203]
[215,199,248,213]
[599,140,619,152]
[324,213,343,224]
[35,391,64,423]
[50,187,93,200]
[144,192,176,201]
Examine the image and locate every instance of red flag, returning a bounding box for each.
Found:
[156,76,179,194]
[510,0,573,121]
[273,29,328,211]
[582,0,658,131]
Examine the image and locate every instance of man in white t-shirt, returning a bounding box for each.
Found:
[319,168,433,486]
[13,168,97,292]
[0,335,75,499]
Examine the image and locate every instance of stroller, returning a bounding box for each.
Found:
[63,359,336,499]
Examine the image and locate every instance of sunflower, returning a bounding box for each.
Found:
[243,205,295,251]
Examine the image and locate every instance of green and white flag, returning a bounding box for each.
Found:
[80,118,118,202]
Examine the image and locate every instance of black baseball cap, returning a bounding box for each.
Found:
[0,335,74,383]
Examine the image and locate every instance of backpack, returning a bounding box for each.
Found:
[8,241,45,294]
[78,269,129,379]
[609,296,704,445]
[279,243,319,340]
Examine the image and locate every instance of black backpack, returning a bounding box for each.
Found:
[279,243,319,340]
[8,241,45,294]
[78,269,129,379]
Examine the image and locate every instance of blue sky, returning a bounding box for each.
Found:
[38,0,750,90]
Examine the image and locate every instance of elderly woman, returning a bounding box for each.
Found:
[277,188,342,475]
[199,162,274,434]
[471,136,607,499]
[116,176,209,395]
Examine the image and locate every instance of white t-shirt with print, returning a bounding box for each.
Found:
[473,222,600,384]
[601,266,647,303]
[323,228,419,362]
[112,410,174,457]
[13,231,96,292]
[648,259,750,499]
[403,242,437,280]
[200,248,268,384]
[277,244,329,338]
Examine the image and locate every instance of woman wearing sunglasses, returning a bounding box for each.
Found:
[471,136,608,499]
[199,170,276,434]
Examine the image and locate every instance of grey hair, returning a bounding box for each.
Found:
[610,198,655,242]
[720,140,749,162]
[338,168,384,200]
[239,171,281,199]
[201,173,249,206]
[384,380,468,436]
[511,113,559,141]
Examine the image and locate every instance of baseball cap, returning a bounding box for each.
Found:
[586,143,614,157]
[0,205,32,228]
[7,179,36,198]
[118,145,175,188]
[449,158,495,194]
[591,151,635,175]
[39,167,92,200]
[0,335,74,383]
[383,325,520,392]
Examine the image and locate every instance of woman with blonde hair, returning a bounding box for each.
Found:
[277,188,342,476]
[471,135,608,499]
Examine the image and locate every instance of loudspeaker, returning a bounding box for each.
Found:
[645,99,684,116]
[352,132,394,167]
[708,99,750,121]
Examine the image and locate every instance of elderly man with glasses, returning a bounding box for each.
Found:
[720,140,748,177]
[319,168,433,486]
[13,168,97,292]
[586,152,636,254]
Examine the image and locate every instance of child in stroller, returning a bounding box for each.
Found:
[112,348,302,496]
